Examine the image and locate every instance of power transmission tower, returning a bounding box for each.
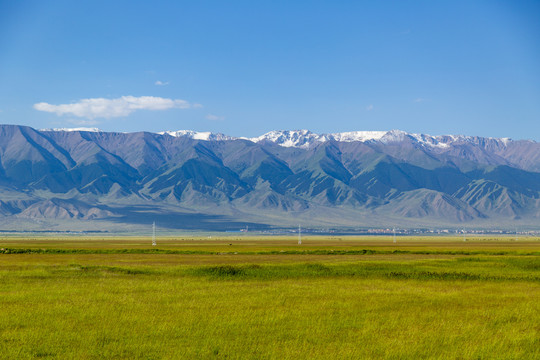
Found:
[152,222,156,246]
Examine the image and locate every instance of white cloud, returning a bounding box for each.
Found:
[366,104,374,111]
[155,80,169,86]
[34,96,196,119]
[206,114,225,121]
[414,98,428,103]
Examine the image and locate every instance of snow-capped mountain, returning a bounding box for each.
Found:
[247,130,324,148]
[248,129,518,149]
[156,128,521,150]
[41,127,103,133]
[43,127,521,150]
[1,124,540,230]
[250,129,391,147]
[159,130,235,141]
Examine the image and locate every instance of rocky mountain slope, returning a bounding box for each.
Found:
[1,124,539,230]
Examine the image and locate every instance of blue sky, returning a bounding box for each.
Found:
[0,0,539,139]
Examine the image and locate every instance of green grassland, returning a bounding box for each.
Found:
[0,236,539,359]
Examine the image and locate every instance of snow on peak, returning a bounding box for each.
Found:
[151,129,518,149]
[249,130,393,148]
[248,130,323,148]
[159,130,235,141]
[408,133,515,149]
[41,127,102,132]
[378,129,409,143]
[500,137,511,146]
[329,131,387,142]
[408,132,451,148]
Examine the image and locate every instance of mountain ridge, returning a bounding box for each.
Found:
[41,127,528,148]
[1,124,540,231]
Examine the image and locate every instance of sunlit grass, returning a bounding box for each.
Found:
[0,236,538,359]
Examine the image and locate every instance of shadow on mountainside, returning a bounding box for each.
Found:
[107,205,271,231]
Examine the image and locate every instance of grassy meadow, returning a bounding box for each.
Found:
[0,235,539,359]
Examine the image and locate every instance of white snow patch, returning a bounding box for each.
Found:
[159,130,235,141]
[378,129,409,143]
[329,131,387,142]
[41,127,102,132]
[250,130,392,148]
[42,128,518,149]
[409,133,451,148]
[247,130,321,148]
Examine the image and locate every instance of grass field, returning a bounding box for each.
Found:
[1,235,539,359]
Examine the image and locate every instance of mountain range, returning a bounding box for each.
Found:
[1,124,540,231]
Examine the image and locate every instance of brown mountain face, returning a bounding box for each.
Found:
[0,125,539,230]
